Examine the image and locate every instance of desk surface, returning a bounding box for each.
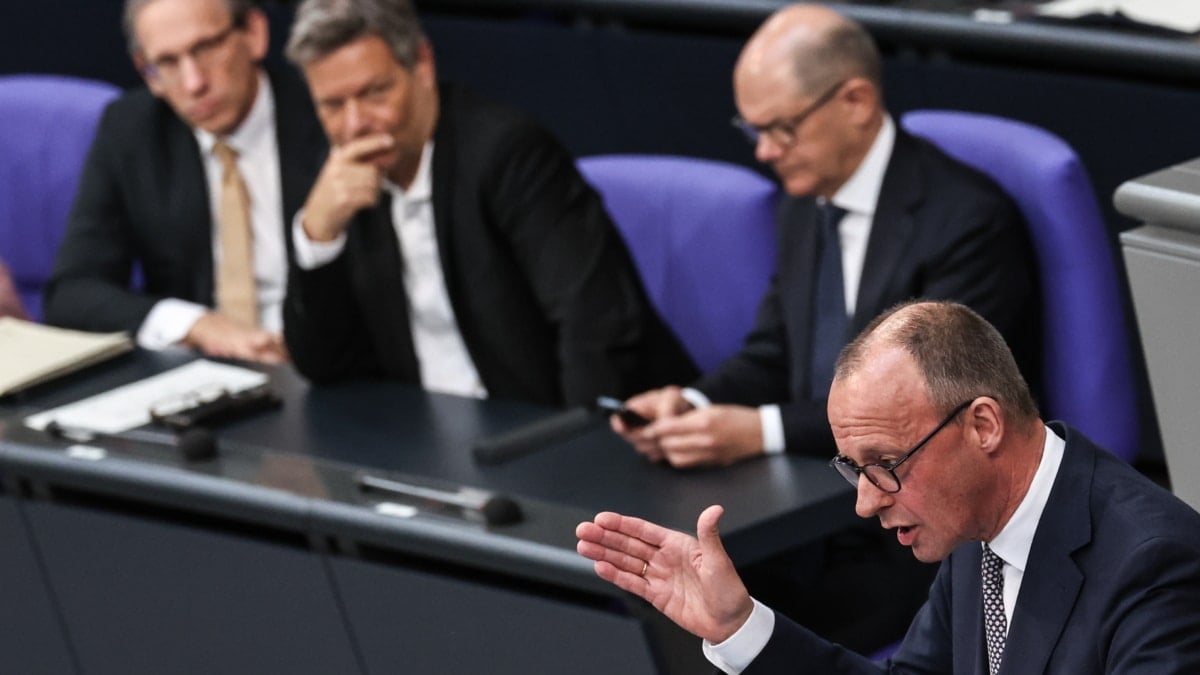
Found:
[3,350,856,570]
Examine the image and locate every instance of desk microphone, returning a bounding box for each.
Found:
[355,473,523,526]
[471,407,595,465]
[43,421,218,463]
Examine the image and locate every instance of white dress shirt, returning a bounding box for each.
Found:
[704,424,1066,673]
[137,72,287,347]
[292,142,487,399]
[687,116,897,455]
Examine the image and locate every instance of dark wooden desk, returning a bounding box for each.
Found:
[0,351,856,675]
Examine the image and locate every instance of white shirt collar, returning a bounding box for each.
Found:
[383,141,434,202]
[987,424,1066,572]
[829,114,895,217]
[193,70,274,155]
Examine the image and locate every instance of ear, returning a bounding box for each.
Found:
[413,38,437,86]
[243,8,271,63]
[840,77,878,126]
[965,397,1005,456]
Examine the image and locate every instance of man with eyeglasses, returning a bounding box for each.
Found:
[579,300,1200,674]
[44,0,326,364]
[276,0,696,405]
[610,4,1038,469]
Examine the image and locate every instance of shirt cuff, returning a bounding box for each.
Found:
[681,387,711,409]
[702,598,776,675]
[135,298,207,349]
[292,209,347,270]
[759,404,785,455]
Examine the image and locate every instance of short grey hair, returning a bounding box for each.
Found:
[286,0,425,69]
[836,300,1040,425]
[122,0,255,55]
[792,17,882,96]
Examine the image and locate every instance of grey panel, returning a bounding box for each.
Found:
[0,493,77,674]
[24,501,362,675]
[1122,229,1200,511]
[328,555,688,675]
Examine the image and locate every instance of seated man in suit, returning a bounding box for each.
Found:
[612,4,1039,468]
[44,0,327,364]
[281,0,696,406]
[580,300,1200,674]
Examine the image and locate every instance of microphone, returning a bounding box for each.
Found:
[471,407,596,465]
[355,472,523,526]
[43,421,218,463]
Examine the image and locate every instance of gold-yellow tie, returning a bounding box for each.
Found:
[213,141,258,327]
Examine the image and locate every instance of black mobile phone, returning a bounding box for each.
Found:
[596,396,650,428]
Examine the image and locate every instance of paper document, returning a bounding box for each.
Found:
[1036,0,1200,33]
[0,317,132,396]
[25,359,269,435]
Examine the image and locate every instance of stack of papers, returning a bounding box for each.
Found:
[0,318,133,397]
[24,359,269,435]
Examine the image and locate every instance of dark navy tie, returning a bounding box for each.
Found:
[808,201,849,398]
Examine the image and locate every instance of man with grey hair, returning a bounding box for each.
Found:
[280,0,696,406]
[579,300,1200,673]
[610,4,1039,469]
[46,0,326,364]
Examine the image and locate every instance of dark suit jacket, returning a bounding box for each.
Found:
[695,129,1039,456]
[44,67,327,332]
[744,424,1200,674]
[283,84,697,408]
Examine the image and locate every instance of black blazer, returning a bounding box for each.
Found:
[284,84,696,408]
[744,424,1200,674]
[44,66,327,332]
[695,129,1040,456]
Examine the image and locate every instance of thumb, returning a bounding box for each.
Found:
[696,504,730,559]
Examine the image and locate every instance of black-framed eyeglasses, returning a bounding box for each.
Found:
[829,398,975,494]
[731,79,846,148]
[143,22,240,85]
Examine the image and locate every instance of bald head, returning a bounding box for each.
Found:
[836,301,1040,429]
[736,4,881,101]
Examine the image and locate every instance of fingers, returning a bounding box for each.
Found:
[304,135,393,241]
[334,133,395,162]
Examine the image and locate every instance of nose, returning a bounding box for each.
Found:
[755,134,783,163]
[178,55,207,94]
[854,476,893,519]
[343,99,371,138]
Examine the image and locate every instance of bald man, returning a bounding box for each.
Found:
[612,4,1038,469]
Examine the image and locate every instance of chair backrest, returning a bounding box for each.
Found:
[578,155,780,372]
[901,109,1139,462]
[0,74,120,321]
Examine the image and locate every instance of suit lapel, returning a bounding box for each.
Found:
[162,117,214,305]
[853,131,922,332]
[776,197,822,394]
[1002,425,1090,673]
[353,195,421,381]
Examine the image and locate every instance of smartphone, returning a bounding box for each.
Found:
[596,396,651,428]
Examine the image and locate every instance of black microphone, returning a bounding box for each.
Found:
[355,473,523,526]
[43,421,217,463]
[471,407,596,465]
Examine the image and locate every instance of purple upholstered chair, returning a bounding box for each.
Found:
[902,110,1139,463]
[0,74,120,321]
[578,155,780,373]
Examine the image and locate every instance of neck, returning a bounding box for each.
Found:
[985,422,1046,541]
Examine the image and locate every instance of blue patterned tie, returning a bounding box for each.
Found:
[808,202,849,398]
[982,545,1007,675]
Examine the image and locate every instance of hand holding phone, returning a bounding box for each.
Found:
[596,396,651,428]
